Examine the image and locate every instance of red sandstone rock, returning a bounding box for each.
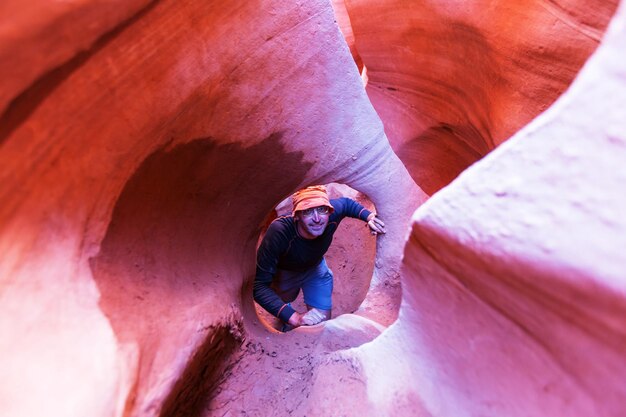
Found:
[0,1,423,416]
[0,0,152,115]
[344,0,619,193]
[1,0,625,416]
[331,0,363,72]
[325,2,626,416]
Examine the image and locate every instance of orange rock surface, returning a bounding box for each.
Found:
[1,0,625,416]
[351,4,626,414]
[345,0,619,193]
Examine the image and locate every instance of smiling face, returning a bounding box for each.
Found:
[295,206,330,239]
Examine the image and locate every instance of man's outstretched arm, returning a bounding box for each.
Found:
[332,197,386,235]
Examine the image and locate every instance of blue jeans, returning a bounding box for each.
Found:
[272,258,333,310]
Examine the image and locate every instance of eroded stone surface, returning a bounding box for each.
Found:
[0,1,423,416]
[0,0,152,115]
[333,2,626,416]
[344,0,619,193]
[1,0,624,416]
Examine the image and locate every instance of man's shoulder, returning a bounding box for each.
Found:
[261,216,296,250]
[267,215,296,233]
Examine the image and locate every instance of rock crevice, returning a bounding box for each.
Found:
[1,1,625,416]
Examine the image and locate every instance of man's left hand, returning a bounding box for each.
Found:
[367,214,386,235]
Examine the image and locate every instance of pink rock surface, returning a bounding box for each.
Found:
[0,0,152,115]
[345,2,626,416]
[1,0,625,416]
[0,1,423,416]
[344,0,619,193]
[331,0,363,72]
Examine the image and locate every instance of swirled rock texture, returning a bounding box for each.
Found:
[316,2,626,416]
[331,0,363,72]
[0,0,152,115]
[0,1,422,416]
[344,0,619,194]
[1,0,625,417]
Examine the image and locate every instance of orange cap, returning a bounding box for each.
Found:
[291,185,335,215]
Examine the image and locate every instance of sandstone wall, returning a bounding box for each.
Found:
[322,2,626,416]
[1,0,624,416]
[344,0,619,193]
[0,1,422,416]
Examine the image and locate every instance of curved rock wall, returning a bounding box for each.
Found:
[343,0,619,193]
[331,0,363,72]
[0,1,423,416]
[0,0,153,115]
[1,0,624,417]
[324,2,626,416]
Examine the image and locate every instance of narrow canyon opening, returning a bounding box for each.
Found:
[87,135,386,416]
[1,1,625,417]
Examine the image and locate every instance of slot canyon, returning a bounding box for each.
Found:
[1,0,625,416]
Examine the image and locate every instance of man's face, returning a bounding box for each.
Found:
[295,206,330,239]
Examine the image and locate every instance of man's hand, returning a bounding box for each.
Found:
[367,213,386,235]
[287,308,327,327]
[287,311,304,327]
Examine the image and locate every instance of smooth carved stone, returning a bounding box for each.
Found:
[0,0,152,115]
[1,0,624,416]
[344,0,619,193]
[339,2,626,416]
[0,1,423,416]
[331,0,363,72]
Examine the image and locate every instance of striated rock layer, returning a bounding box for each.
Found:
[344,0,619,193]
[0,1,423,416]
[316,2,626,416]
[0,0,153,116]
[1,0,625,417]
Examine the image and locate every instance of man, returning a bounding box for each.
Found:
[253,185,386,331]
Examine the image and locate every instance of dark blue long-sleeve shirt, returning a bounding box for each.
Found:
[253,197,372,322]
